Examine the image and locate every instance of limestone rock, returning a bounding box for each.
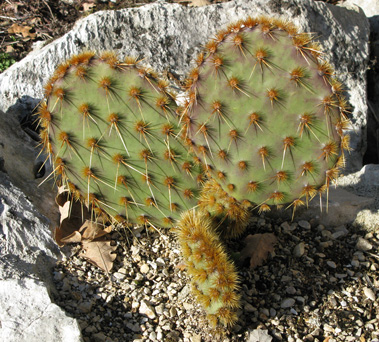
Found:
[0,278,82,342]
[0,0,369,171]
[0,109,57,223]
[0,171,82,342]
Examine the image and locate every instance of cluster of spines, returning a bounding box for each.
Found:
[176,209,240,327]
[198,179,251,238]
[180,16,350,217]
[36,51,203,227]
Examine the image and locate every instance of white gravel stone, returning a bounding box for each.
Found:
[140,264,150,274]
[139,300,156,320]
[363,287,376,301]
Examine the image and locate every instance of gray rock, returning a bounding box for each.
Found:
[293,242,305,258]
[0,0,369,171]
[356,237,373,251]
[281,298,296,309]
[0,171,82,341]
[0,278,82,342]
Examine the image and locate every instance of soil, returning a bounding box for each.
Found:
[0,0,344,68]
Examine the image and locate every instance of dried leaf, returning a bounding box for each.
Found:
[189,0,211,6]
[79,220,112,241]
[240,233,277,269]
[8,23,36,38]
[79,240,117,272]
[248,329,273,342]
[54,187,90,246]
[81,2,96,12]
[60,231,82,244]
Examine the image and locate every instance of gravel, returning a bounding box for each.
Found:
[52,214,379,341]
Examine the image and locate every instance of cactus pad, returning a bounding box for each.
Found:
[183,17,350,215]
[38,52,203,227]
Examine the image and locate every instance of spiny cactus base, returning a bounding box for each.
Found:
[37,52,203,227]
[176,209,240,327]
[183,17,349,216]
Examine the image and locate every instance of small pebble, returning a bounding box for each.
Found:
[281,298,295,308]
[298,220,311,229]
[363,287,376,301]
[293,242,305,257]
[326,261,337,269]
[140,264,150,274]
[356,237,373,251]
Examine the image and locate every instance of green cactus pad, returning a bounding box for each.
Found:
[38,52,203,227]
[183,17,349,214]
[176,209,240,327]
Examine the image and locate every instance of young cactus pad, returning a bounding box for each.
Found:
[176,209,240,327]
[183,17,350,214]
[38,52,203,227]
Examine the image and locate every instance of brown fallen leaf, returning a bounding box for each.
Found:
[60,231,82,244]
[54,185,91,246]
[8,23,36,39]
[240,233,278,269]
[79,240,117,272]
[79,220,112,241]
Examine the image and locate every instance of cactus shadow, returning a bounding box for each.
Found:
[229,213,378,341]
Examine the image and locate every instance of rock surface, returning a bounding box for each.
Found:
[0,278,82,342]
[0,0,370,172]
[0,171,83,342]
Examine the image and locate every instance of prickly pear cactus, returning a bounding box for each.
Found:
[37,52,204,227]
[176,209,240,327]
[183,17,350,216]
